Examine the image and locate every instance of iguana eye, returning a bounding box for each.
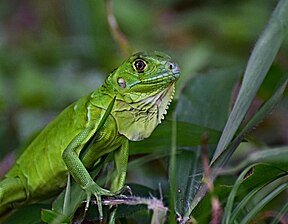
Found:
[118,78,126,88]
[134,59,146,72]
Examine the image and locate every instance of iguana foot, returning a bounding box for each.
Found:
[114,185,132,196]
[83,183,130,222]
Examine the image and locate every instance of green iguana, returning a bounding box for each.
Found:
[0,51,180,223]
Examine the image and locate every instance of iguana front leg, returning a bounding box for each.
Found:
[111,139,129,192]
[108,139,129,223]
[62,127,118,221]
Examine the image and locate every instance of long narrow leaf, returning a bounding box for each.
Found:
[230,174,287,222]
[212,0,288,163]
[271,200,288,224]
[239,182,288,224]
[213,75,288,169]
[175,67,240,221]
[222,164,288,224]
[230,187,260,222]
[221,146,288,175]
[221,164,256,224]
[187,73,288,218]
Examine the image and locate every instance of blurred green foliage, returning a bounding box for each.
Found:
[1,0,285,154]
[0,0,287,223]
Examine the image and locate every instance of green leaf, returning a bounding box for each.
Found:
[188,1,288,218]
[41,209,70,224]
[176,67,241,131]
[271,200,288,224]
[130,120,221,155]
[49,176,86,217]
[222,164,255,224]
[3,204,49,224]
[212,0,288,163]
[222,146,288,174]
[222,163,288,224]
[43,163,105,223]
[172,67,241,218]
[213,74,288,169]
[239,182,288,224]
[186,70,288,220]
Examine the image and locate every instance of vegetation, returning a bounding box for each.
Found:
[0,0,287,223]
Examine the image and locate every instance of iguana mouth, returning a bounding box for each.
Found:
[141,72,179,84]
[142,61,180,84]
[127,71,179,89]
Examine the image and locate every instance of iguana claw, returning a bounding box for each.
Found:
[118,185,132,196]
[84,183,131,222]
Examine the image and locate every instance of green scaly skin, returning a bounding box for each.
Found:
[0,51,180,222]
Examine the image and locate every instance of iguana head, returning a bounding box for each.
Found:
[106,51,180,141]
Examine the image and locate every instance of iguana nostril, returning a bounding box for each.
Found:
[169,62,180,74]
